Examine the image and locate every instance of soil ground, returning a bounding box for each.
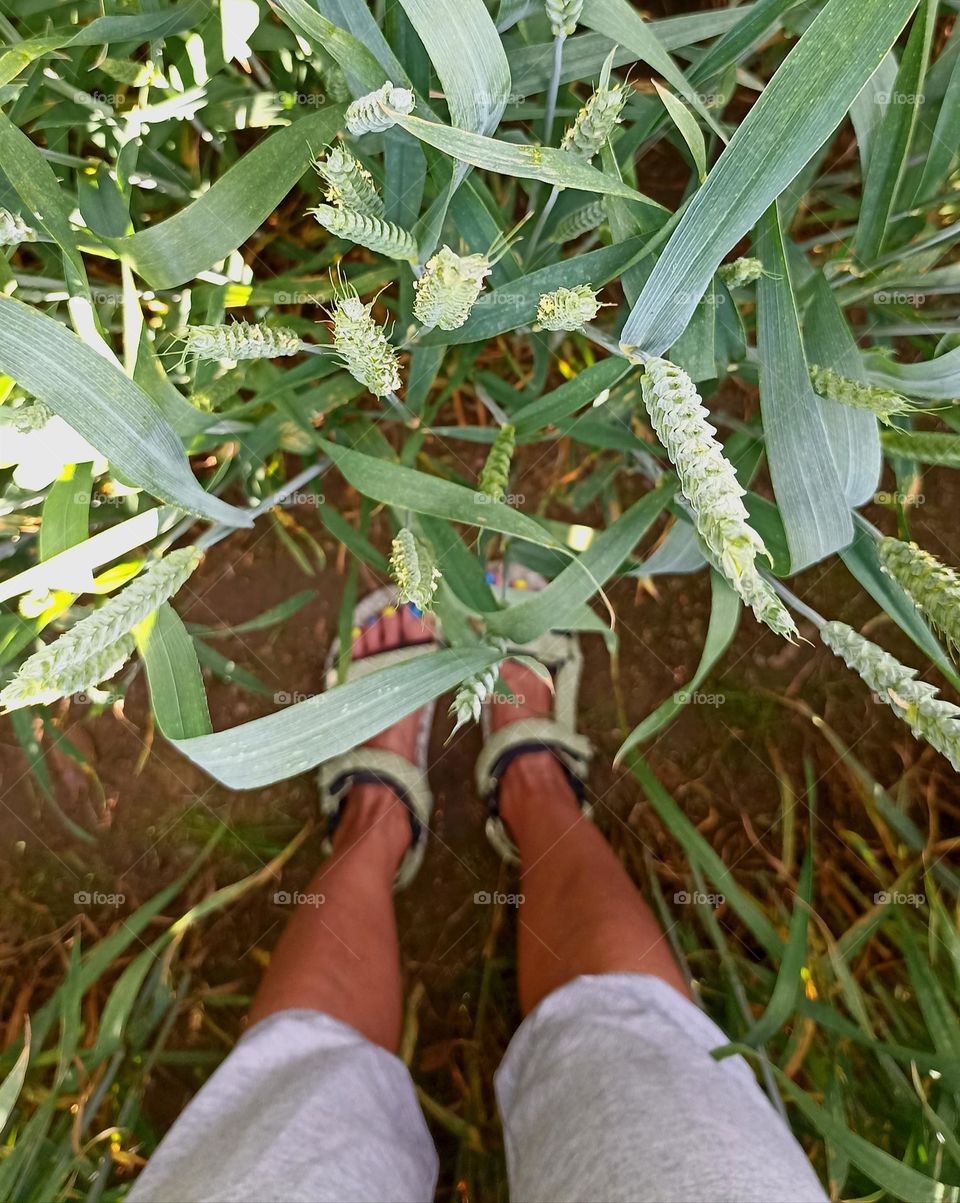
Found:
[1,442,958,1198]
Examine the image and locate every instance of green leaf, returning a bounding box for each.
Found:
[0,1025,30,1133]
[135,604,213,740]
[486,481,675,642]
[107,107,346,289]
[273,0,393,89]
[0,299,248,526]
[171,647,500,788]
[619,0,920,355]
[801,273,881,506]
[0,298,250,524]
[855,1,936,262]
[616,571,740,759]
[865,343,960,400]
[397,0,510,135]
[318,437,568,552]
[513,358,632,434]
[392,113,654,202]
[756,204,852,570]
[38,464,93,562]
[652,81,707,182]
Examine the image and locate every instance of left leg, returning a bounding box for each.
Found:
[130,607,439,1202]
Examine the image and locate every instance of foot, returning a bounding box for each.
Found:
[330,603,435,868]
[490,658,581,835]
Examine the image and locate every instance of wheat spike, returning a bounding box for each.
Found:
[413,246,491,331]
[560,49,626,162]
[389,529,441,611]
[641,357,796,639]
[181,322,300,361]
[536,284,602,331]
[810,365,913,424]
[3,400,52,431]
[880,430,960,467]
[345,82,415,135]
[545,0,584,36]
[0,547,202,712]
[477,425,516,502]
[328,285,403,397]
[878,537,960,654]
[821,621,960,770]
[449,664,501,736]
[0,208,37,245]
[313,146,383,217]
[550,199,607,243]
[718,257,764,288]
[311,204,418,262]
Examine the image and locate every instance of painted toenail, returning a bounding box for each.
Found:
[485,571,496,584]
[351,626,362,639]
[365,616,377,627]
[382,605,397,617]
[407,603,422,617]
[514,578,528,589]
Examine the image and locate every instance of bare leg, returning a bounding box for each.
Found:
[493,661,691,1015]
[248,606,433,1051]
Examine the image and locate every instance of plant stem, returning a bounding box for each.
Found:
[543,34,565,147]
[770,578,824,629]
[526,184,560,261]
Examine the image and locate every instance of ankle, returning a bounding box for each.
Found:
[330,783,412,872]
[499,750,581,836]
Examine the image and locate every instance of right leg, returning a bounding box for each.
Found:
[491,661,826,1203]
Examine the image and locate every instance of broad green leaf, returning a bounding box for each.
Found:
[855,1,936,262]
[802,273,881,506]
[653,82,707,182]
[486,481,675,642]
[619,0,920,356]
[616,571,740,759]
[0,1025,30,1132]
[513,358,631,434]
[135,604,212,739]
[318,437,568,551]
[0,300,247,526]
[756,204,852,570]
[398,0,510,135]
[38,464,93,562]
[914,34,960,202]
[582,0,725,139]
[865,343,960,400]
[273,0,394,89]
[171,647,500,788]
[392,113,654,202]
[107,106,345,289]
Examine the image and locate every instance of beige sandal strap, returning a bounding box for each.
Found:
[317,749,433,891]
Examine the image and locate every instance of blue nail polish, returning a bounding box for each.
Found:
[364,615,377,627]
[408,603,422,618]
[484,571,496,584]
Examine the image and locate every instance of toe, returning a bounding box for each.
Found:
[400,603,434,645]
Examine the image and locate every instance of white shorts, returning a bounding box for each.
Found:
[129,973,826,1202]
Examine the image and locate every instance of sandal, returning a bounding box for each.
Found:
[475,563,593,864]
[317,584,440,889]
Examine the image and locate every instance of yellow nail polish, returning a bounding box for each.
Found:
[514,578,528,589]
[382,604,397,617]
[351,626,362,638]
